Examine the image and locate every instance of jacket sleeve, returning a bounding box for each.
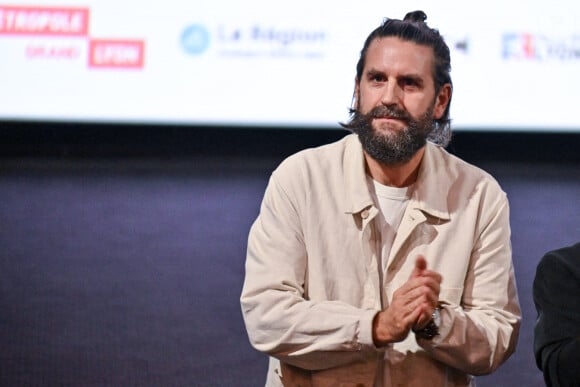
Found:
[240,171,379,371]
[418,189,522,375]
[533,247,580,387]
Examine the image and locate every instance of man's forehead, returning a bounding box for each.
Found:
[367,36,435,57]
[364,37,435,73]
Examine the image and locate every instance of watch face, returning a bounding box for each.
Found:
[433,308,441,327]
[413,308,442,340]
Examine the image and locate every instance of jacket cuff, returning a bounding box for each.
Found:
[359,309,381,349]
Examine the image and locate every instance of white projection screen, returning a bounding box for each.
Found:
[1,0,579,132]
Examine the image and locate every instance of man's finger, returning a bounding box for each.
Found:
[409,255,427,279]
[415,256,427,271]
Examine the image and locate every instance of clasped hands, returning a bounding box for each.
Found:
[373,256,442,346]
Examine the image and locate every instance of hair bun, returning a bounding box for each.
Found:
[403,10,427,23]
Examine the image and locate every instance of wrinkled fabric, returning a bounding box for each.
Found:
[241,134,521,386]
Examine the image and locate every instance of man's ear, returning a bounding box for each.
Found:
[433,83,451,119]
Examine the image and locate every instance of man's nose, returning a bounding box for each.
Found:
[380,80,402,106]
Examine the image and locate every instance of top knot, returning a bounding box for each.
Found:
[403,10,427,23]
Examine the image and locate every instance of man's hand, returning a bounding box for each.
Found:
[372,256,442,346]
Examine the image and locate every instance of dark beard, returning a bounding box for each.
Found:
[341,105,434,166]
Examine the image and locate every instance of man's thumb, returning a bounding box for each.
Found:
[410,256,427,278]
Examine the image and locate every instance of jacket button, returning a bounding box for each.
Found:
[361,210,369,219]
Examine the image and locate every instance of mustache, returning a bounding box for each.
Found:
[340,105,413,131]
[368,105,412,122]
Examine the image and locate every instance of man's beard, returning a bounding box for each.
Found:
[342,105,434,166]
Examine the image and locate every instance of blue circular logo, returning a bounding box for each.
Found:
[181,24,210,55]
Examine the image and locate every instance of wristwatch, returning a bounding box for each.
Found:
[413,307,441,340]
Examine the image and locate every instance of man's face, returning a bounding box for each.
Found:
[350,37,450,165]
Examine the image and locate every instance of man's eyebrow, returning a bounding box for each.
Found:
[365,68,385,76]
[365,68,424,81]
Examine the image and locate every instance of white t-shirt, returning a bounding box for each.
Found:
[367,175,412,274]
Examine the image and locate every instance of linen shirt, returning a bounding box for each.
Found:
[241,134,521,386]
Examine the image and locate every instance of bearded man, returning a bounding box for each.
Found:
[241,11,521,387]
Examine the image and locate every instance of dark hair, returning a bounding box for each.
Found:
[353,11,453,145]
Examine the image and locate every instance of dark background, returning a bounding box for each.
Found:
[1,121,579,386]
[1,121,579,162]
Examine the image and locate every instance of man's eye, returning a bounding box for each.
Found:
[401,78,418,87]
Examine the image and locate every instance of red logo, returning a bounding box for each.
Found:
[0,5,89,36]
[89,39,145,69]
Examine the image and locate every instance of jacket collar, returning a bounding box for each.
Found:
[343,134,375,215]
[342,134,453,221]
[410,141,453,221]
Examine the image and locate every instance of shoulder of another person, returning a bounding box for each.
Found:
[543,243,580,268]
[559,242,580,259]
[537,245,580,287]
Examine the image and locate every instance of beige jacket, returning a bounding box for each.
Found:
[241,134,521,386]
